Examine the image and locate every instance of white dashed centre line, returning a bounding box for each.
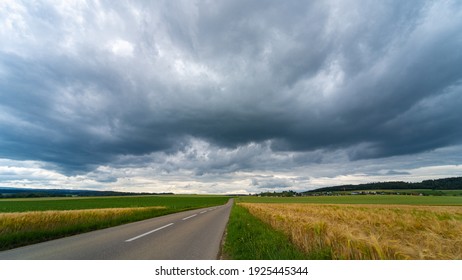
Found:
[199,211,207,214]
[125,223,174,242]
[182,214,197,221]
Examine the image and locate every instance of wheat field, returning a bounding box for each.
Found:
[0,206,165,236]
[240,203,462,259]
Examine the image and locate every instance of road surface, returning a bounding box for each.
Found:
[0,199,233,260]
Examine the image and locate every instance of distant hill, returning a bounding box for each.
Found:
[303,177,462,194]
[0,187,172,198]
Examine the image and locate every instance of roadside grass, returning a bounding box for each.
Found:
[239,203,462,260]
[0,196,229,251]
[222,204,330,260]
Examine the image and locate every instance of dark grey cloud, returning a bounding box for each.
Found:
[251,176,292,190]
[386,170,411,176]
[1,0,462,179]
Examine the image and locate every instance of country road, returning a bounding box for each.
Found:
[0,199,233,260]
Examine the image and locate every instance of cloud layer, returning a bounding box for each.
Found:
[1,0,461,193]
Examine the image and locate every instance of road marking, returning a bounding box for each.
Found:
[182,214,197,220]
[125,223,174,242]
[199,211,207,214]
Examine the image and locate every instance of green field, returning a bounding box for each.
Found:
[310,189,462,196]
[0,195,229,251]
[236,195,462,205]
[0,195,229,212]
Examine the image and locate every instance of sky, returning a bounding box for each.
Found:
[1,0,462,194]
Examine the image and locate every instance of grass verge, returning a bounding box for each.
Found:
[222,203,330,260]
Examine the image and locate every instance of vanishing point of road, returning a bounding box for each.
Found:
[0,199,233,260]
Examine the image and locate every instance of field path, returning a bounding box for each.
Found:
[0,199,233,260]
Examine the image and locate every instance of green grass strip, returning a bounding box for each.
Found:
[222,204,330,260]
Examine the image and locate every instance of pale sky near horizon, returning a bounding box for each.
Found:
[1,0,461,194]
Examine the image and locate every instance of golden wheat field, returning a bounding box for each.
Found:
[0,206,166,235]
[239,203,462,260]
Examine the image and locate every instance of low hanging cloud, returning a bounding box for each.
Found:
[1,0,462,192]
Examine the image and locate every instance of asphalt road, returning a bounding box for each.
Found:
[0,199,233,260]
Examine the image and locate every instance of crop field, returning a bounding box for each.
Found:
[239,202,462,260]
[0,195,229,212]
[0,195,229,250]
[237,195,462,206]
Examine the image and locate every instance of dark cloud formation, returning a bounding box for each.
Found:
[386,170,411,176]
[1,0,462,179]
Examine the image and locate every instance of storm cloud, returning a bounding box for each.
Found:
[1,0,461,193]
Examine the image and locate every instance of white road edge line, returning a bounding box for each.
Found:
[125,223,174,242]
[182,214,197,220]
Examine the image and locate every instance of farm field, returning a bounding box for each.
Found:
[309,189,462,197]
[237,195,462,205]
[226,195,462,260]
[0,195,229,250]
[0,195,229,212]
